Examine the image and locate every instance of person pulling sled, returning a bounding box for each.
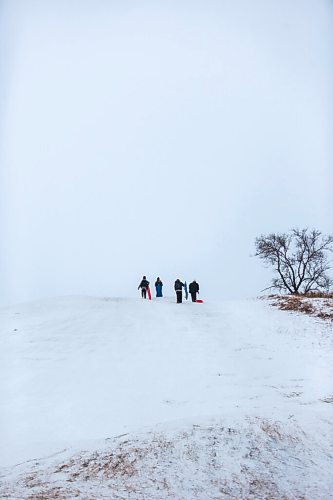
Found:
[138,276,149,299]
[189,280,199,302]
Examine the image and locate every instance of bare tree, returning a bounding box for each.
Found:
[255,229,333,294]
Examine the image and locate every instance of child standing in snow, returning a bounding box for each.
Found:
[155,277,163,297]
[189,280,199,302]
[138,276,149,299]
[174,279,185,303]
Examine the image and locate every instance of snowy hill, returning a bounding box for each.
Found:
[0,296,332,498]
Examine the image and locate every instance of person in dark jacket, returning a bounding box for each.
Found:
[155,277,163,297]
[174,279,185,303]
[138,276,149,299]
[189,280,199,302]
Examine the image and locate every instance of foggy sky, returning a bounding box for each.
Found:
[1,0,332,305]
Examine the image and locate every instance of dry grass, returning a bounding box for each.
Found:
[27,487,80,500]
[1,420,318,500]
[268,293,333,322]
[298,291,333,299]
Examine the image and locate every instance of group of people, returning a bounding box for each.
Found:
[138,276,200,303]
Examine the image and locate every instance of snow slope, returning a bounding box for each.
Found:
[0,296,332,498]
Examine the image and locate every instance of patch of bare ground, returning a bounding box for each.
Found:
[268,293,333,322]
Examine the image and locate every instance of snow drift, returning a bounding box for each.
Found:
[0,296,332,498]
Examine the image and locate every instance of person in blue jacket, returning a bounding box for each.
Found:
[155,277,163,297]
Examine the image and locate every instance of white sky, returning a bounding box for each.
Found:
[1,0,332,305]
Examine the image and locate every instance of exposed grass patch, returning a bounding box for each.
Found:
[1,418,327,499]
[268,293,333,322]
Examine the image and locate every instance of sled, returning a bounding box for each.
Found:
[196,299,204,303]
[147,285,152,300]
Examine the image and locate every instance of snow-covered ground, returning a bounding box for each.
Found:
[0,296,332,498]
